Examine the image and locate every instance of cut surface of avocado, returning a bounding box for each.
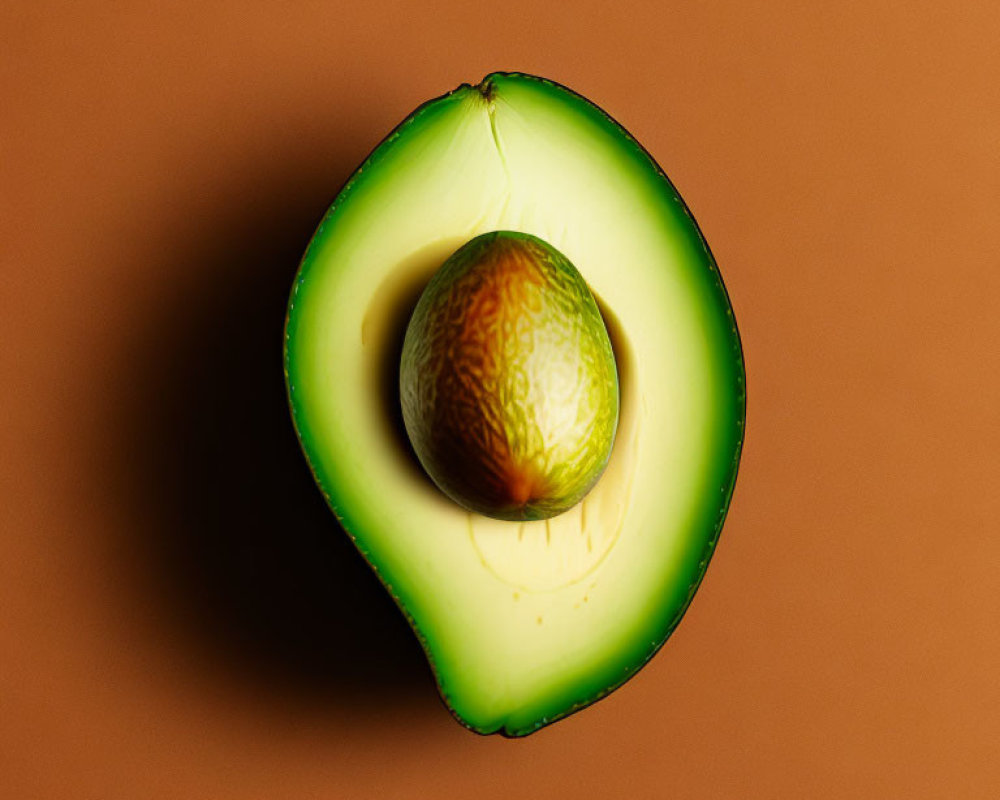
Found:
[284,72,745,736]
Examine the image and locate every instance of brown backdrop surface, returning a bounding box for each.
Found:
[3,2,998,797]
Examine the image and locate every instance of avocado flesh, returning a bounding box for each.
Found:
[285,73,745,736]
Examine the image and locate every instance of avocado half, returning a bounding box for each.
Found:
[284,72,745,736]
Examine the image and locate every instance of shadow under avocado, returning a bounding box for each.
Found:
[121,145,439,711]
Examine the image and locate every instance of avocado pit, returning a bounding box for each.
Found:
[399,231,619,521]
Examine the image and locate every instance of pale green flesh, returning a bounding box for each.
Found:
[285,73,745,736]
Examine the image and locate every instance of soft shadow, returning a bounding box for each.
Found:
[121,142,438,709]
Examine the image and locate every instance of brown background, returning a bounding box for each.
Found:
[2,1,998,797]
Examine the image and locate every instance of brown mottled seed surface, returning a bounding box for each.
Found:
[400,232,619,521]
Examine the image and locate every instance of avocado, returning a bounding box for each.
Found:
[284,72,745,736]
[400,231,619,522]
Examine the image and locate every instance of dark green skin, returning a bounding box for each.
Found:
[400,232,619,521]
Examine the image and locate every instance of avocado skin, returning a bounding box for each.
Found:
[284,72,746,736]
[400,231,619,522]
